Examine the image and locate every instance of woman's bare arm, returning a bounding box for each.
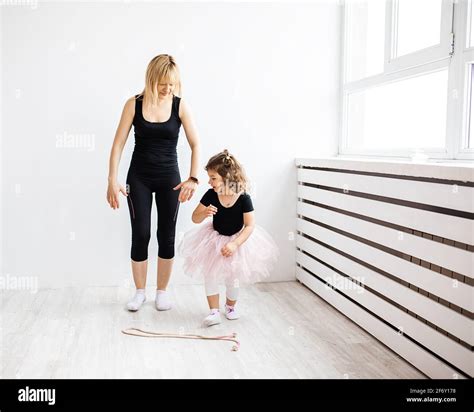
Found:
[107,96,135,209]
[173,98,201,202]
[180,98,201,179]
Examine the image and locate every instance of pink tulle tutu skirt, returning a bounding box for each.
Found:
[178,221,279,284]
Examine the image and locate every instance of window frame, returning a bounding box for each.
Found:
[451,0,474,159]
[385,0,453,73]
[339,0,474,161]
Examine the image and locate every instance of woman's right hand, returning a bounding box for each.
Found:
[107,181,128,210]
[204,204,218,218]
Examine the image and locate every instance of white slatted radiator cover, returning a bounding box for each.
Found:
[295,158,474,379]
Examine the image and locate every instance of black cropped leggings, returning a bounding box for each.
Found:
[126,167,181,262]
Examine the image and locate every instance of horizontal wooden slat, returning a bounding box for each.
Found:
[295,157,474,182]
[296,218,473,312]
[296,235,473,345]
[296,266,467,379]
[296,258,473,377]
[297,202,474,279]
[298,168,474,214]
[298,185,474,245]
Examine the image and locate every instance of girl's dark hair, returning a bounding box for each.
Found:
[205,149,249,194]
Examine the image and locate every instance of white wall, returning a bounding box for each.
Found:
[1,0,340,289]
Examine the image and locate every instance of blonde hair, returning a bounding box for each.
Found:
[139,54,182,106]
[205,149,249,194]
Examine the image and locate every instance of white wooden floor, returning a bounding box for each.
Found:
[0,281,425,379]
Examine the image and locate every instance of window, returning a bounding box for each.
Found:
[468,65,474,148]
[341,0,473,160]
[394,0,442,57]
[464,2,474,150]
[468,0,474,47]
[346,0,385,82]
[346,70,448,151]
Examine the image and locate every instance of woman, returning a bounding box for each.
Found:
[107,54,200,312]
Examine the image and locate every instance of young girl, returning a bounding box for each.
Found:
[178,149,279,327]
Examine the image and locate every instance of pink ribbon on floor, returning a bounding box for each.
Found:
[121,327,240,351]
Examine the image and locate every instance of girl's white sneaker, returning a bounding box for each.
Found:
[203,310,221,327]
[225,304,240,320]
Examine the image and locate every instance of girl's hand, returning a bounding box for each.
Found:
[204,204,218,218]
[221,241,238,257]
[173,179,198,202]
[107,181,128,209]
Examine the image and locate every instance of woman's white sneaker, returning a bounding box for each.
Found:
[155,290,172,311]
[127,289,146,311]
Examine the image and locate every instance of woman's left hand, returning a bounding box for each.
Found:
[173,179,198,202]
[221,241,238,257]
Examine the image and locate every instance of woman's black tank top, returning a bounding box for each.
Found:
[130,93,182,174]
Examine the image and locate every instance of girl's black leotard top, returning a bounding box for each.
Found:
[200,189,254,236]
